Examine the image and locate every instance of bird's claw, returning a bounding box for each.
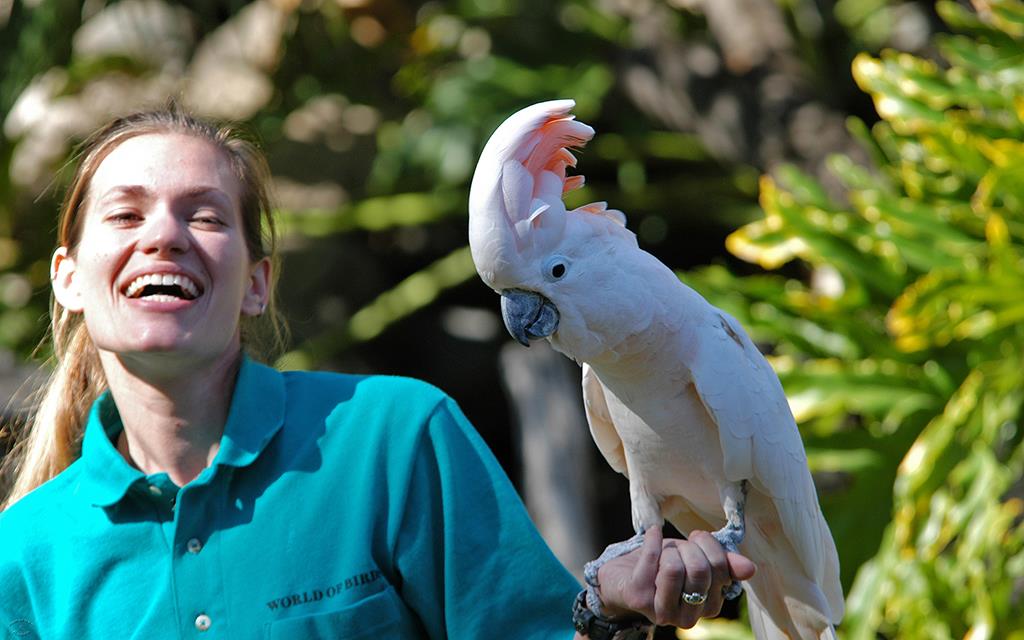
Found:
[710,527,742,554]
[722,581,743,600]
[711,524,745,600]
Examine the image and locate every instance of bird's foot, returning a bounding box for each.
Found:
[721,581,743,600]
[710,525,742,554]
[583,530,646,617]
[712,480,748,601]
[711,523,745,600]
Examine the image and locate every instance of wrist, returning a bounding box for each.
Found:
[593,598,631,620]
[572,590,651,640]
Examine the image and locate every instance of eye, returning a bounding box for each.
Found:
[107,210,142,224]
[191,210,225,227]
[543,256,570,282]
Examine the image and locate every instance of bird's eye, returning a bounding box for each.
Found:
[543,256,570,282]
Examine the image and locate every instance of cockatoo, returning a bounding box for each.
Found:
[468,100,843,640]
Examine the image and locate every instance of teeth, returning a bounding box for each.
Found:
[124,273,200,299]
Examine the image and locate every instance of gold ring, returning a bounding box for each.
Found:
[680,591,707,606]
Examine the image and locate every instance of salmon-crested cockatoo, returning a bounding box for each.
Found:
[468,100,843,640]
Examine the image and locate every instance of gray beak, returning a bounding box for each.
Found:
[500,289,560,347]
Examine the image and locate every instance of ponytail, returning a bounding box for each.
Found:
[3,310,107,508]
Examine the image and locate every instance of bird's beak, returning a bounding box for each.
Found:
[500,289,560,347]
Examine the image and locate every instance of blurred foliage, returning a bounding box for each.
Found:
[682,1,1024,637]
[0,0,928,373]
[4,1,1010,639]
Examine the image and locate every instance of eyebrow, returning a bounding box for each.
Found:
[96,185,151,204]
[96,185,234,207]
[182,186,235,209]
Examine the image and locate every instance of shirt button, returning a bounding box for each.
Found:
[194,614,211,631]
[148,484,162,496]
[186,538,203,554]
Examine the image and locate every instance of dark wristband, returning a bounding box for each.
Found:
[572,590,652,640]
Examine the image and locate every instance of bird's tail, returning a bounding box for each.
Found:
[745,583,837,640]
[740,513,842,640]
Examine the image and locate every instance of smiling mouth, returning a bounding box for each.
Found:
[123,274,202,301]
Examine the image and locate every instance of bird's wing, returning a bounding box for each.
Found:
[581,363,628,477]
[689,309,827,583]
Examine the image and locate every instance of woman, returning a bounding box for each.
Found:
[0,107,753,639]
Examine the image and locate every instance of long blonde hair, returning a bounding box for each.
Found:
[1,106,285,508]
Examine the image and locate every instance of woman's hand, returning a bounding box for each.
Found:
[594,525,756,628]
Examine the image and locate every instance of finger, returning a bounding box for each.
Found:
[688,531,730,616]
[726,551,756,581]
[674,540,712,628]
[605,525,663,620]
[652,542,685,625]
[631,525,664,586]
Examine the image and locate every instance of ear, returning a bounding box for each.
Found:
[242,257,272,317]
[51,246,84,312]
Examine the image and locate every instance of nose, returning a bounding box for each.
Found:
[140,208,189,255]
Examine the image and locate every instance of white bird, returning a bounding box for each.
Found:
[468,100,843,639]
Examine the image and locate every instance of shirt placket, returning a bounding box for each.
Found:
[144,472,229,638]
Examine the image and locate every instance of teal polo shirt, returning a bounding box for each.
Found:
[0,357,580,639]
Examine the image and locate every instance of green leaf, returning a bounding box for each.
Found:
[276,190,466,238]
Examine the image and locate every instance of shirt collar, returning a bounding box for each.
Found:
[79,354,286,508]
[211,355,286,469]
[79,393,144,507]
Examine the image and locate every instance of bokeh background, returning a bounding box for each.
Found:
[1,0,1022,638]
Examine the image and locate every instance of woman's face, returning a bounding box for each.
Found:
[52,133,269,365]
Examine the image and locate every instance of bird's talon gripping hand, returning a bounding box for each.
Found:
[722,581,744,600]
[710,527,743,554]
[709,526,746,601]
[583,530,646,616]
[711,481,747,600]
